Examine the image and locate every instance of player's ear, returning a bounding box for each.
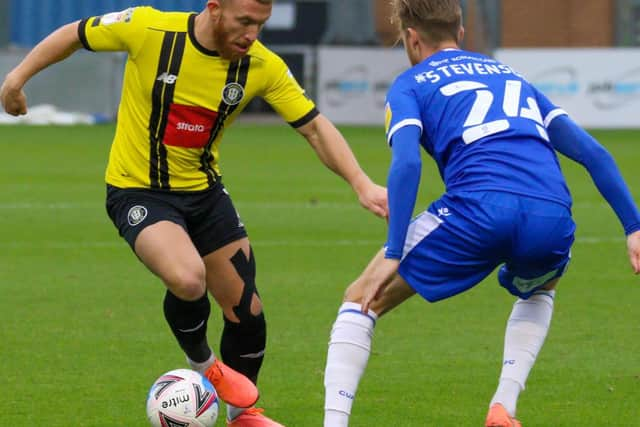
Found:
[206,0,223,20]
[457,26,465,44]
[406,28,421,52]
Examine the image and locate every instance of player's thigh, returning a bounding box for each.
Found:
[135,220,206,299]
[105,185,205,299]
[202,238,262,322]
[499,201,574,298]
[344,249,416,316]
[399,207,499,302]
[186,183,248,257]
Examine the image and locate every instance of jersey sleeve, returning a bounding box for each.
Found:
[78,6,150,57]
[261,54,318,127]
[383,79,424,259]
[385,125,422,259]
[530,84,568,128]
[548,115,640,235]
[385,78,423,146]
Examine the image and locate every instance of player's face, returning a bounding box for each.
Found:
[214,0,271,61]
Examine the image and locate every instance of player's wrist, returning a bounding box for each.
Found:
[350,172,373,196]
[3,71,27,92]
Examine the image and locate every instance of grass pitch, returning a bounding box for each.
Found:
[1,124,639,426]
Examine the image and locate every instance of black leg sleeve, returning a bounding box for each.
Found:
[163,290,212,363]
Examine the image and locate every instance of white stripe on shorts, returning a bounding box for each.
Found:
[402,211,443,260]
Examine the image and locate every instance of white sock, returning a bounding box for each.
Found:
[324,302,378,427]
[187,353,215,375]
[491,290,555,416]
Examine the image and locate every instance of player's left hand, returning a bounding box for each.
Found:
[357,181,388,219]
[626,230,640,274]
[361,257,400,313]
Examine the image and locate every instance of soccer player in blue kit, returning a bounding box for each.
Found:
[322,1,640,426]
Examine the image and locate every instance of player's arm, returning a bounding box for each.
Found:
[1,21,82,115]
[295,114,388,219]
[360,124,422,312]
[384,125,422,260]
[547,115,640,273]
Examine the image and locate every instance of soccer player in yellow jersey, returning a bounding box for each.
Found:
[0,1,388,426]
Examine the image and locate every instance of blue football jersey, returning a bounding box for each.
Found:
[385,49,571,207]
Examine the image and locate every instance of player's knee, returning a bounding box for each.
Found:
[164,265,207,301]
[541,278,560,290]
[224,309,266,337]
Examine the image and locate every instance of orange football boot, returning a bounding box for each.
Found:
[485,403,522,427]
[204,359,259,408]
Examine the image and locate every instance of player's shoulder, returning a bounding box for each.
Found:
[128,6,191,31]
[247,40,284,65]
[388,63,425,96]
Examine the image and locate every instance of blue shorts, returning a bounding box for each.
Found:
[397,191,575,302]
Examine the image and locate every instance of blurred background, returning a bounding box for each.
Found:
[1,0,639,127]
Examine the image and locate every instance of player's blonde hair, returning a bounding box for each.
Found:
[390,0,462,45]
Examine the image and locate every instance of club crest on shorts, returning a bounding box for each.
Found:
[222,83,244,105]
[127,205,148,226]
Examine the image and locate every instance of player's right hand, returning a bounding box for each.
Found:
[0,77,28,116]
[356,180,389,220]
[626,230,640,274]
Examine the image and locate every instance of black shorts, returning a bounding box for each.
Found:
[105,183,248,256]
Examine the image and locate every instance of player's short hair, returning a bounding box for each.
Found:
[391,0,462,45]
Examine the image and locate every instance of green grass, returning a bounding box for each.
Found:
[1,124,639,426]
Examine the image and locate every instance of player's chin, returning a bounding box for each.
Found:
[220,46,249,61]
[220,51,247,62]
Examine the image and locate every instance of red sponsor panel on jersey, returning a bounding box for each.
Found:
[163,104,219,148]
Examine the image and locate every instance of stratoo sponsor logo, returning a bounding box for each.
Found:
[176,122,206,132]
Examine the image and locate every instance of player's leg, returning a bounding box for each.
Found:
[135,220,213,363]
[324,197,500,427]
[486,197,574,427]
[486,279,558,427]
[203,238,264,384]
[105,187,215,366]
[202,238,284,426]
[186,185,280,426]
[106,185,259,411]
[324,248,416,427]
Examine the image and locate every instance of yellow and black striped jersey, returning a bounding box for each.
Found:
[78,6,318,191]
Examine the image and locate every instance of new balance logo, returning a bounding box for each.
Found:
[157,72,178,84]
[176,122,206,132]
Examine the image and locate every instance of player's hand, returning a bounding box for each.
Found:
[0,75,28,116]
[626,230,640,274]
[357,180,389,220]
[361,257,399,313]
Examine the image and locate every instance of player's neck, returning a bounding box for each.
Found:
[425,41,460,59]
[414,41,460,63]
[194,13,218,52]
